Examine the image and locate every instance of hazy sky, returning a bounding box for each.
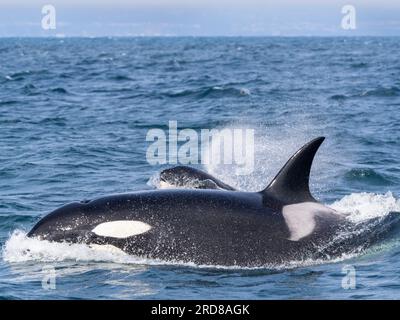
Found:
[0,0,399,36]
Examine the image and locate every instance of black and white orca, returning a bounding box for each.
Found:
[28,137,357,266]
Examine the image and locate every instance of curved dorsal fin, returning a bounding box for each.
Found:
[261,137,325,204]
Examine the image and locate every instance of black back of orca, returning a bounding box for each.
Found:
[28,137,350,266]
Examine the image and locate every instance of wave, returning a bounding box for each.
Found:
[350,62,368,69]
[164,86,251,99]
[4,71,31,81]
[38,116,67,126]
[329,192,400,223]
[330,86,400,101]
[0,100,18,106]
[360,86,400,97]
[344,168,394,185]
[109,75,133,81]
[50,87,69,94]
[3,192,400,270]
[0,229,360,271]
[329,94,348,101]
[4,70,49,81]
[13,83,41,97]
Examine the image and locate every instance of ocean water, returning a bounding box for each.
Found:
[1,37,400,299]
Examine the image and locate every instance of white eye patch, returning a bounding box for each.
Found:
[92,220,152,239]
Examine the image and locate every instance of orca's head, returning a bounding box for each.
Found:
[159,166,191,188]
[27,201,91,243]
[159,166,235,190]
[28,200,152,246]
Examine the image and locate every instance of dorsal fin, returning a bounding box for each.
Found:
[261,137,325,204]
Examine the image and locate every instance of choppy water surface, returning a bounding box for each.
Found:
[1,37,400,299]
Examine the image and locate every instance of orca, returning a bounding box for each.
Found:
[159,166,236,191]
[28,137,354,266]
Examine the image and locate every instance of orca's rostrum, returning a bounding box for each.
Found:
[28,137,353,266]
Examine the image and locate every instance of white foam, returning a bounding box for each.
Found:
[2,229,361,271]
[2,229,359,271]
[239,88,251,96]
[2,230,130,264]
[329,192,400,223]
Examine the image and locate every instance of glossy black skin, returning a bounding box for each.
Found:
[28,188,344,266]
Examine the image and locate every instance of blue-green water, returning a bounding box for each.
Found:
[1,37,400,299]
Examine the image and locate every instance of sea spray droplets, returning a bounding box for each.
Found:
[329,192,400,223]
[2,230,128,263]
